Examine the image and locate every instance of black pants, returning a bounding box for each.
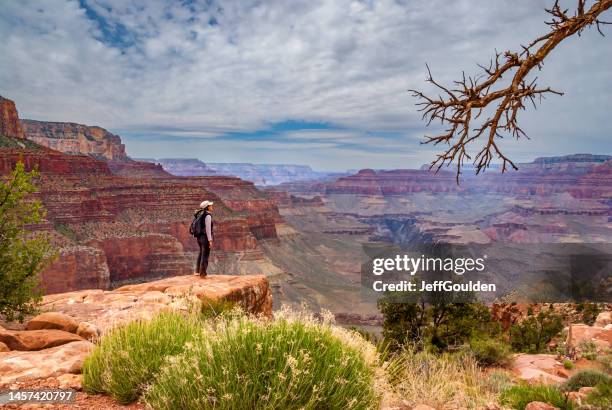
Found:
[196,235,211,276]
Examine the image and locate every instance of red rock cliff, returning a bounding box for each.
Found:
[21,119,129,161]
[0,96,26,139]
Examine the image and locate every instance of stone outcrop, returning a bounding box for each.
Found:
[40,274,272,334]
[21,119,129,161]
[595,310,611,327]
[0,341,93,385]
[0,329,84,351]
[567,323,612,353]
[0,96,25,139]
[25,312,79,333]
[0,274,272,386]
[511,354,567,384]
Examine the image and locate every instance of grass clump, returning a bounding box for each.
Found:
[585,379,612,408]
[82,310,201,404]
[386,347,499,409]
[563,359,574,370]
[468,336,512,367]
[562,370,610,392]
[486,370,515,394]
[579,341,598,360]
[145,310,379,410]
[500,384,574,410]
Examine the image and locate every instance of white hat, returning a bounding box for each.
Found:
[200,200,214,208]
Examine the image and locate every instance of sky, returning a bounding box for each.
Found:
[1,0,611,171]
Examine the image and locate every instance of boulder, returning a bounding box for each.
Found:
[524,402,559,410]
[567,391,586,405]
[594,310,611,327]
[25,312,79,333]
[511,354,566,384]
[566,323,612,352]
[75,321,100,341]
[0,340,93,385]
[40,275,273,335]
[0,329,83,351]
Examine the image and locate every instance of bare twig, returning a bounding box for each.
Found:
[410,0,612,182]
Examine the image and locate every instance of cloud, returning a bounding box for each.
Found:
[1,0,610,170]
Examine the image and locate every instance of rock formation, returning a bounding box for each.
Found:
[166,161,329,185]
[20,119,129,161]
[0,274,272,386]
[138,158,217,176]
[0,96,284,294]
[0,96,25,139]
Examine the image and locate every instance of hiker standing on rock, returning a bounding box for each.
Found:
[190,200,214,277]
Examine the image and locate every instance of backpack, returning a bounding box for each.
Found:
[189,211,205,237]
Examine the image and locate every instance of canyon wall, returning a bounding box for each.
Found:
[1,96,284,294]
[0,96,25,139]
[20,119,129,161]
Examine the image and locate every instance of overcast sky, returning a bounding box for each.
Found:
[1,0,611,171]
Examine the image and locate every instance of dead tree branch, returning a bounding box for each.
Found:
[409,0,612,182]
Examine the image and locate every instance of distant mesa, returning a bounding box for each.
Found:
[135,157,217,176]
[140,158,330,185]
[356,168,377,176]
[532,153,612,164]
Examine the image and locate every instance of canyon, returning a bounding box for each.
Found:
[2,93,611,323]
[0,96,283,296]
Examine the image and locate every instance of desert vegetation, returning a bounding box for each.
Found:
[80,292,612,410]
[0,161,55,322]
[83,304,381,409]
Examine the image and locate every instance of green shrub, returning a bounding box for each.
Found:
[1,161,56,322]
[597,352,612,373]
[82,311,201,403]
[579,341,598,361]
[468,336,512,367]
[563,360,574,370]
[574,302,602,326]
[510,309,564,353]
[585,379,612,408]
[562,370,610,392]
[145,314,379,410]
[500,384,573,410]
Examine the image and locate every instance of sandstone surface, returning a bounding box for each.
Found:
[0,341,93,385]
[0,329,84,351]
[511,354,567,384]
[40,274,272,334]
[25,312,79,333]
[567,323,612,353]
